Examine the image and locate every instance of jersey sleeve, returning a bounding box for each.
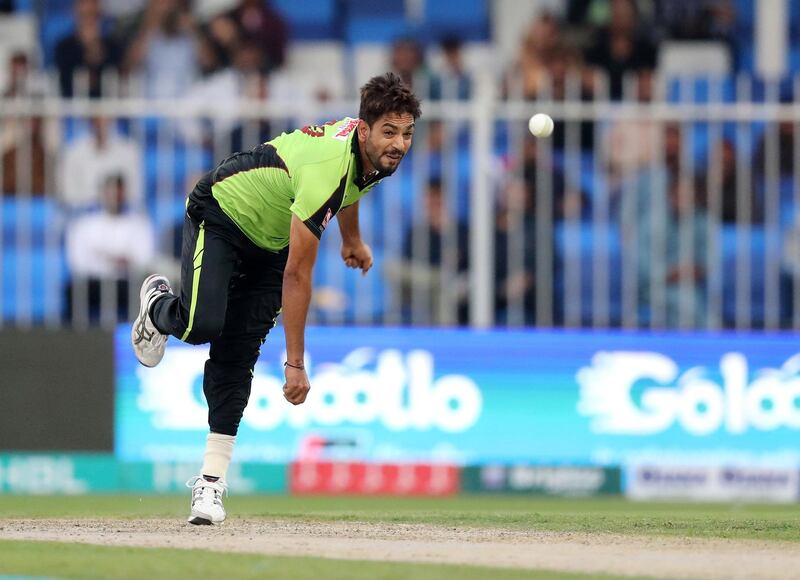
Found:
[289,158,347,239]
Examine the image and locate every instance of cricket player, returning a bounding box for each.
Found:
[131,72,421,524]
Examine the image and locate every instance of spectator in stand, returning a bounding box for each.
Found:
[752,118,799,239]
[521,134,590,221]
[228,40,273,149]
[177,30,239,146]
[58,116,143,210]
[430,35,472,100]
[623,124,715,328]
[195,28,231,80]
[65,174,155,323]
[754,120,796,180]
[123,0,199,99]
[1,53,55,196]
[698,138,762,224]
[493,178,538,325]
[583,0,656,100]
[225,0,288,73]
[507,13,595,150]
[179,33,274,149]
[390,37,433,96]
[55,0,122,98]
[2,114,53,196]
[508,12,563,99]
[206,13,243,66]
[388,178,470,324]
[3,51,33,97]
[605,70,660,185]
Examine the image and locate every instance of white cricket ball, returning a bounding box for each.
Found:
[528,113,554,138]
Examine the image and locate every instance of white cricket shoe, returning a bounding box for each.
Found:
[131,274,172,368]
[187,476,227,525]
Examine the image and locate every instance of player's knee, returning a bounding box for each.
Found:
[208,421,239,436]
[208,401,247,436]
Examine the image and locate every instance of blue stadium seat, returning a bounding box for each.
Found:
[734,0,755,37]
[789,48,800,74]
[2,242,67,322]
[144,140,211,223]
[790,0,800,42]
[424,0,489,41]
[40,10,73,66]
[345,16,416,43]
[1,197,62,247]
[348,0,404,17]
[272,0,336,40]
[737,42,754,73]
[665,76,736,103]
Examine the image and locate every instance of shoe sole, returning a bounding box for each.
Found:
[188,511,224,526]
[131,274,168,368]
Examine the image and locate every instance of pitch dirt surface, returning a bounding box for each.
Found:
[2,518,798,579]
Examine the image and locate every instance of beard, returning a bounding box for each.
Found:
[367,145,403,175]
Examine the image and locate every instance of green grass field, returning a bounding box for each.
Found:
[1,495,798,579]
[0,540,608,580]
[3,495,799,541]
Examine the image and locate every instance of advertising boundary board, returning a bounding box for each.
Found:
[462,465,622,496]
[626,464,800,502]
[0,454,286,495]
[116,325,800,466]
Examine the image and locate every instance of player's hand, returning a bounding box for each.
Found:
[283,366,310,405]
[341,240,373,276]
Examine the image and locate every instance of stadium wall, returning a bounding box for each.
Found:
[4,324,800,501]
[0,329,114,452]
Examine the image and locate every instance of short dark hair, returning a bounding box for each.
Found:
[359,72,421,127]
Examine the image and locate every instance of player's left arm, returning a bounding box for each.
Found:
[338,200,373,275]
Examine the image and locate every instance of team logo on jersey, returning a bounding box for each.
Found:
[321,208,334,231]
[333,118,359,141]
[301,124,325,137]
[301,120,338,138]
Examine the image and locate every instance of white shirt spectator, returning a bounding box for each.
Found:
[178,67,240,145]
[145,32,197,99]
[67,210,155,279]
[58,120,143,210]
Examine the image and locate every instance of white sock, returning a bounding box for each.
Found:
[201,432,235,480]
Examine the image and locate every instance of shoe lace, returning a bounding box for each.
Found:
[186,476,228,506]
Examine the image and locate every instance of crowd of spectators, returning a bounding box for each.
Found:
[0,0,794,329]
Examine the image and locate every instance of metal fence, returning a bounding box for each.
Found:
[1,71,799,331]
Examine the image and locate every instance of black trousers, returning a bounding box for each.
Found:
[152,174,288,436]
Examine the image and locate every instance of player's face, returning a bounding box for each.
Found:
[363,112,415,174]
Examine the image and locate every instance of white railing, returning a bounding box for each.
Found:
[1,71,799,331]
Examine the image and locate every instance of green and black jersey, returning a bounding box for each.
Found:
[209,117,385,252]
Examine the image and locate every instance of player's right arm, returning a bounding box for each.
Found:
[281,214,318,405]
